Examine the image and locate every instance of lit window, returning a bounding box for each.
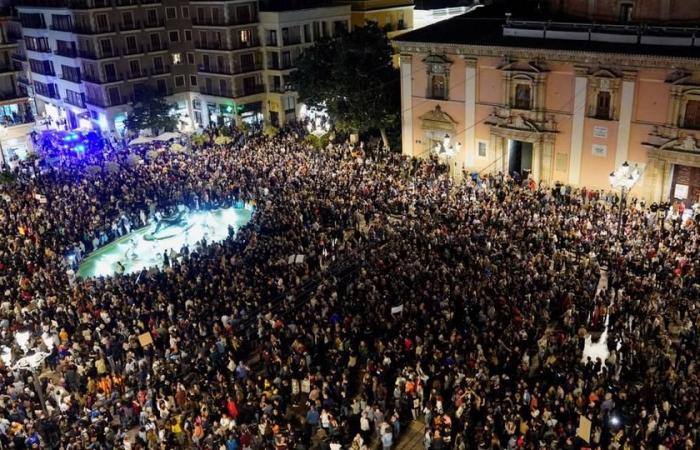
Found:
[172,53,182,64]
[430,75,446,99]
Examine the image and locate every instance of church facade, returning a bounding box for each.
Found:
[394,0,700,205]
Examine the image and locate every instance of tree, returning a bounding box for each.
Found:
[124,91,179,135]
[291,22,400,149]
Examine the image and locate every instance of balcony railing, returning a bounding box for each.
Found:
[198,64,234,75]
[191,15,258,27]
[195,39,259,51]
[30,67,55,77]
[26,46,51,54]
[238,84,265,97]
[54,48,78,58]
[7,32,22,42]
[20,21,46,30]
[146,42,168,52]
[86,95,133,108]
[83,72,123,83]
[79,48,120,59]
[119,20,141,31]
[60,73,82,83]
[282,36,302,46]
[70,0,111,8]
[74,24,116,35]
[11,53,27,61]
[64,96,86,108]
[50,23,74,32]
[236,63,263,74]
[268,61,294,70]
[150,65,170,75]
[0,65,17,74]
[143,18,165,29]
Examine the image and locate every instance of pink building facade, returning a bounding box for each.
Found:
[394,0,700,206]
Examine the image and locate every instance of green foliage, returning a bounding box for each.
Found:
[190,134,207,147]
[303,132,331,150]
[263,125,279,138]
[0,170,15,184]
[291,22,399,147]
[124,91,179,134]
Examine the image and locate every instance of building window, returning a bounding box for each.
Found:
[683,100,700,130]
[514,84,531,109]
[430,76,446,100]
[172,53,182,64]
[478,142,487,158]
[190,75,197,86]
[181,6,189,18]
[129,59,140,77]
[169,31,180,43]
[187,53,194,64]
[166,7,177,20]
[175,75,185,87]
[595,91,611,120]
[240,29,253,44]
[619,3,633,23]
[424,55,452,101]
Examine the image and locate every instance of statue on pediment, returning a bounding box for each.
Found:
[680,135,697,151]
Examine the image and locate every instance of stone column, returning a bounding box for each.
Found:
[400,54,414,156]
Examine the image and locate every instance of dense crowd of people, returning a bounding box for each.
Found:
[0,124,698,450]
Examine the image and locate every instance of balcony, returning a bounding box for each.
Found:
[282,36,302,46]
[19,21,46,30]
[195,39,259,51]
[115,0,138,6]
[54,48,78,58]
[11,53,27,61]
[150,65,170,75]
[30,68,56,77]
[70,0,111,8]
[143,18,165,29]
[146,42,168,52]
[236,63,263,74]
[198,64,234,75]
[83,72,123,83]
[26,46,52,54]
[60,72,82,84]
[268,61,294,71]
[0,90,30,101]
[86,95,133,108]
[237,84,265,97]
[119,20,141,31]
[0,65,18,74]
[50,23,74,32]
[191,15,258,27]
[64,96,86,108]
[79,48,120,59]
[7,32,22,42]
[74,24,116,35]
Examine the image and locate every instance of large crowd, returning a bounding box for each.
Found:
[0,124,698,450]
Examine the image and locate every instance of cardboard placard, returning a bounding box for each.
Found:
[577,415,592,443]
[291,379,300,395]
[138,332,154,347]
[301,379,311,394]
[391,305,404,314]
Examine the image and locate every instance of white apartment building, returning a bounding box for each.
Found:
[259,3,350,126]
[12,0,351,134]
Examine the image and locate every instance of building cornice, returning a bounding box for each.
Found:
[393,41,700,70]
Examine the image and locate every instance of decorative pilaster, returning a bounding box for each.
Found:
[569,66,588,185]
[463,57,477,169]
[400,54,414,157]
[615,70,637,168]
[541,136,555,185]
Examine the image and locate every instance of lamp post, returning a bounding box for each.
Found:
[609,161,642,239]
[436,133,461,177]
[0,331,54,416]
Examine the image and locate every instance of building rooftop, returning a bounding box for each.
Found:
[394,2,700,60]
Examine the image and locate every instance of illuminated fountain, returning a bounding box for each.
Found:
[77,204,253,278]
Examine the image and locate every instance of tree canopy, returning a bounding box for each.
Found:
[291,22,400,148]
[124,90,179,134]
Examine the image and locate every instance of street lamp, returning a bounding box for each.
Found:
[436,133,461,177]
[609,161,642,239]
[0,331,54,415]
